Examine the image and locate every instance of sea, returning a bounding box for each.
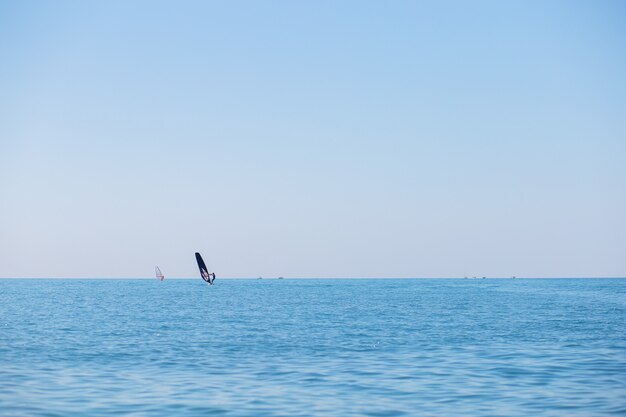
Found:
[0,278,625,416]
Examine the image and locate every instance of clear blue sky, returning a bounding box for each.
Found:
[1,0,625,278]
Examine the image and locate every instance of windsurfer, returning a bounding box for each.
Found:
[195,252,216,285]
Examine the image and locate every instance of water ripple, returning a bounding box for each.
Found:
[0,278,625,416]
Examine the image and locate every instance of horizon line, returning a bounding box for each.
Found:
[1,276,625,280]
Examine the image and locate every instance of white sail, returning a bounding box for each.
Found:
[155,266,164,281]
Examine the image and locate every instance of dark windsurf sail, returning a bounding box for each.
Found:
[195,252,215,285]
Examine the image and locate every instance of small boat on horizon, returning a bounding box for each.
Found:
[155,266,164,281]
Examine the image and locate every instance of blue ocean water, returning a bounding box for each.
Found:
[0,278,625,416]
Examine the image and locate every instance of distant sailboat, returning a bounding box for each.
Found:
[155,266,164,281]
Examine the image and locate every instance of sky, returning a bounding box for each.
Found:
[1,0,625,278]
